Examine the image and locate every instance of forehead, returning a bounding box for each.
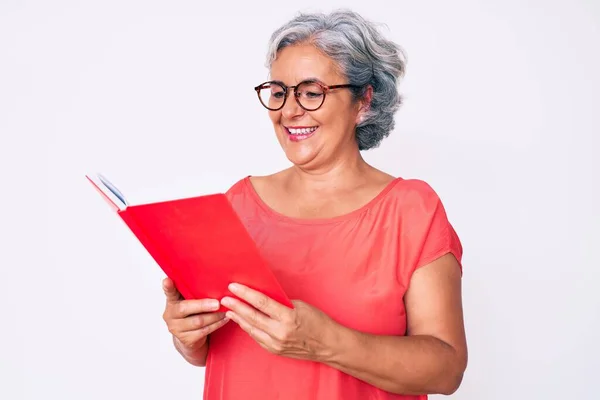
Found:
[270,43,344,84]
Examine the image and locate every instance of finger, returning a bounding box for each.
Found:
[227,283,287,320]
[226,311,273,346]
[221,296,275,333]
[179,317,231,345]
[178,312,227,333]
[162,278,183,303]
[173,298,221,318]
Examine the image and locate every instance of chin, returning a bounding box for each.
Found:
[286,151,321,168]
[279,140,315,164]
[277,125,323,166]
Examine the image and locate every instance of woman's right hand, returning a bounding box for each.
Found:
[162,278,230,353]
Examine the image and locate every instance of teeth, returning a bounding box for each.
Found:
[288,127,318,135]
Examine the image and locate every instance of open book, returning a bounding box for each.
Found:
[86,173,292,311]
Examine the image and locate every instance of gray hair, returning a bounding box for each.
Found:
[265,9,407,150]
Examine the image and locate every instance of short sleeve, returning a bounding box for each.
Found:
[399,180,463,278]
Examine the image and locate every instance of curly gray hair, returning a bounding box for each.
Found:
[265,9,407,150]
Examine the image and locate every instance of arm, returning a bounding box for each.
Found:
[322,253,467,395]
[222,253,467,395]
[173,335,210,367]
[162,277,229,367]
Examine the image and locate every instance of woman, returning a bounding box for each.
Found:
[162,9,467,400]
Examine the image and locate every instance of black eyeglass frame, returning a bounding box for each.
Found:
[253,79,363,111]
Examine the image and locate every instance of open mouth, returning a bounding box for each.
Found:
[285,126,319,141]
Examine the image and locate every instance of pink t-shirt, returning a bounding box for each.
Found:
[203,176,463,400]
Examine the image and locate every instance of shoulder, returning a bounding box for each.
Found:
[383,177,457,237]
[224,173,286,212]
[386,178,445,211]
[225,172,283,197]
[224,176,259,211]
[389,178,463,270]
[223,176,261,220]
[225,175,250,198]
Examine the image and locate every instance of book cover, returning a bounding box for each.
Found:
[86,174,293,311]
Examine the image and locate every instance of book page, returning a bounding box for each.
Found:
[86,173,128,211]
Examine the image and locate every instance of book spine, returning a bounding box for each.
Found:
[118,209,196,300]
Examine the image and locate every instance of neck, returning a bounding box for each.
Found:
[286,149,373,194]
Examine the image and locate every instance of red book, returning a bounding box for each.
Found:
[86,173,292,312]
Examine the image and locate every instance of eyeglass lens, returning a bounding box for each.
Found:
[258,82,325,111]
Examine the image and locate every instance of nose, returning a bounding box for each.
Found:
[281,91,305,120]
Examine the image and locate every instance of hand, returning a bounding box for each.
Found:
[221,283,338,362]
[162,278,229,352]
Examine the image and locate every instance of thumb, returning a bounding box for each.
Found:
[162,278,182,303]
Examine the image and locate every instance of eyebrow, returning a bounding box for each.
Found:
[269,77,325,87]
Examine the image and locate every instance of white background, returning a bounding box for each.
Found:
[2,0,599,399]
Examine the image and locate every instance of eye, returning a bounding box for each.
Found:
[305,91,323,99]
[297,82,324,99]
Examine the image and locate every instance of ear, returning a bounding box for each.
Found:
[356,85,373,124]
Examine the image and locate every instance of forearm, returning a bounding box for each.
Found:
[173,335,209,367]
[322,325,466,396]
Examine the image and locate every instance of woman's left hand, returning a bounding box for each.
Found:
[220,283,339,362]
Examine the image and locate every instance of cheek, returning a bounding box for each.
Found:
[316,98,357,127]
[269,111,281,125]
[314,108,352,129]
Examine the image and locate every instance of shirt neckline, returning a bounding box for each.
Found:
[242,175,404,225]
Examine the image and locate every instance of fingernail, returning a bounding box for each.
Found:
[209,300,220,310]
[228,283,240,292]
[221,297,232,306]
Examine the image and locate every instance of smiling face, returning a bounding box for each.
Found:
[267,43,366,170]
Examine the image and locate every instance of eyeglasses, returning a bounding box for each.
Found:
[254,79,362,111]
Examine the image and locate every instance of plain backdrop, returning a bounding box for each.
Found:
[1,0,599,399]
